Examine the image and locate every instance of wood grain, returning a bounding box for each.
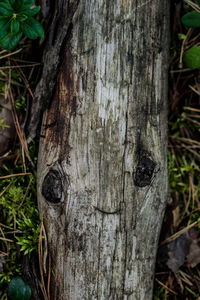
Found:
[37,0,169,299]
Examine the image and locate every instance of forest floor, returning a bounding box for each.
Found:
[154,1,200,299]
[0,0,200,299]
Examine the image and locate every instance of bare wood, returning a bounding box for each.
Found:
[37,0,169,299]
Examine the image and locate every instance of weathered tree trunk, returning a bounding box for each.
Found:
[36,0,169,299]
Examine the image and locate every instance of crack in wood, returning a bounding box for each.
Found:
[27,0,80,142]
[93,206,121,215]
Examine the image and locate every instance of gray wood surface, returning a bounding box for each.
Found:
[37,1,169,299]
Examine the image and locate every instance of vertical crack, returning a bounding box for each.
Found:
[97,221,102,300]
[120,100,129,230]
[122,230,128,297]
[121,89,129,295]
[109,229,118,298]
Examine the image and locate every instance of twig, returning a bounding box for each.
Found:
[179,143,200,160]
[47,253,51,299]
[0,237,13,242]
[39,221,49,300]
[179,29,193,68]
[0,226,9,253]
[184,106,200,112]
[18,177,33,210]
[0,251,8,257]
[0,180,13,197]
[171,136,200,146]
[16,65,34,99]
[189,85,200,96]
[155,278,178,295]
[42,223,48,275]
[183,0,200,12]
[8,88,34,166]
[0,223,13,230]
[170,68,192,73]
[179,270,193,286]
[0,48,22,60]
[0,63,41,70]
[160,221,198,245]
[174,272,184,294]
[10,58,41,64]
[0,173,31,179]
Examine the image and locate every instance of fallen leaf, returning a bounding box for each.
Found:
[167,232,190,272]
[157,228,200,272]
[186,228,200,268]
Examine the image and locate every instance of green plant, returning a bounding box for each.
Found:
[0,0,44,50]
[0,118,10,129]
[0,176,40,254]
[8,277,31,300]
[182,11,200,27]
[0,248,22,285]
[0,155,40,288]
[183,46,200,69]
[15,95,26,111]
[16,216,41,255]
[153,286,169,300]
[181,1,200,69]
[0,14,42,297]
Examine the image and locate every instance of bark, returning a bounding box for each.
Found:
[37,0,169,299]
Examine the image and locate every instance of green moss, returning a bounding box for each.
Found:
[0,141,40,293]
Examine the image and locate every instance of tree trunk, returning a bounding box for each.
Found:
[36,0,169,299]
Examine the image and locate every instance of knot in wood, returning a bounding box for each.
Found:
[134,151,156,187]
[42,169,63,203]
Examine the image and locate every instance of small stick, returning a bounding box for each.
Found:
[0,173,31,179]
[155,278,178,296]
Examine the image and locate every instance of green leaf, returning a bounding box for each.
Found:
[0,0,14,12]
[0,18,10,40]
[18,0,35,11]
[183,46,200,69]
[12,0,24,11]
[178,33,186,40]
[20,21,37,39]
[21,17,44,39]
[0,0,12,4]
[8,277,31,300]
[23,0,35,4]
[10,19,20,33]
[22,285,32,300]
[17,14,28,21]
[0,3,13,16]
[181,12,200,27]
[22,5,40,17]
[0,15,10,25]
[0,31,22,50]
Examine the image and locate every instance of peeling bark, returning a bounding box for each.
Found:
[37,0,169,299]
